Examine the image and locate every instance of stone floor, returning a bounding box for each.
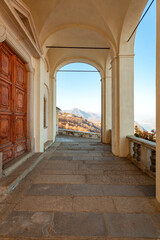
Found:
[0,135,160,240]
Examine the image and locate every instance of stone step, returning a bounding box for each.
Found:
[0,153,43,196]
[44,140,53,151]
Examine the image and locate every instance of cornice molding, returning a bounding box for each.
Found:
[110,53,135,65]
[0,22,34,73]
[2,0,42,57]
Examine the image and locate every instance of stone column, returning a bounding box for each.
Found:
[156,0,160,202]
[111,57,119,156]
[48,76,54,141]
[34,58,44,152]
[53,77,57,142]
[102,71,112,144]
[105,70,112,144]
[26,69,35,152]
[111,55,134,157]
[101,77,105,143]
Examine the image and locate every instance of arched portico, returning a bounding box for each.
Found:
[49,57,105,142]
[2,0,159,203]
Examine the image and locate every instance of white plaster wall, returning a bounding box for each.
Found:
[42,60,50,145]
[31,57,50,151]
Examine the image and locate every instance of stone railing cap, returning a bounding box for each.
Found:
[127,135,156,150]
[59,128,101,135]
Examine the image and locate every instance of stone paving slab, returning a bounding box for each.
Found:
[137,185,156,196]
[113,197,159,213]
[83,163,138,171]
[0,211,53,238]
[93,157,119,161]
[84,160,128,165]
[14,196,73,211]
[40,168,104,176]
[26,184,65,196]
[33,174,86,184]
[106,213,160,238]
[86,175,111,184]
[65,184,102,196]
[86,175,138,185]
[55,150,89,154]
[87,152,103,156]
[102,185,144,196]
[73,156,94,160]
[151,214,160,227]
[52,212,107,237]
[105,170,143,176]
[73,196,116,212]
[48,156,73,161]
[41,161,80,170]
[133,175,155,185]
[0,203,16,223]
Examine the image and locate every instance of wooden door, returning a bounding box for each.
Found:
[0,43,27,165]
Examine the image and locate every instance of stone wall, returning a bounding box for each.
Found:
[58,129,101,139]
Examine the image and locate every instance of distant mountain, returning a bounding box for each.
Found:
[135,117,156,132]
[62,108,147,133]
[134,121,146,132]
[58,112,101,133]
[63,108,101,122]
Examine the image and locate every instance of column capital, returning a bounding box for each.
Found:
[106,75,112,79]
[118,54,135,58]
[101,77,105,83]
[49,75,55,81]
[110,56,118,65]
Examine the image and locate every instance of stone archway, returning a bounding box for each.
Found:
[52,58,103,141]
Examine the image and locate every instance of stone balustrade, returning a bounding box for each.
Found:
[58,129,101,139]
[127,135,156,178]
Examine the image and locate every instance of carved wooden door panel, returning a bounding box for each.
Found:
[0,43,27,165]
[13,56,27,158]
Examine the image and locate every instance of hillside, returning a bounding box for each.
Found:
[134,121,146,132]
[58,112,101,133]
[59,108,145,134]
[63,108,101,122]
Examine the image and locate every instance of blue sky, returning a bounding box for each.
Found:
[57,0,156,130]
[57,63,101,113]
[134,0,156,130]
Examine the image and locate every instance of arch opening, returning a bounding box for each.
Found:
[55,62,102,140]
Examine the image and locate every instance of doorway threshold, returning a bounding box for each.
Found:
[3,152,34,177]
[0,152,43,196]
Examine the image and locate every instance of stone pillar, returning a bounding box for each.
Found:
[111,57,119,156]
[102,71,112,144]
[111,55,134,157]
[53,77,57,142]
[105,70,112,144]
[34,58,44,152]
[101,77,105,143]
[48,76,54,141]
[26,67,35,152]
[156,0,160,202]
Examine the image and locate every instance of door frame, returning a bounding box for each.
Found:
[0,26,35,157]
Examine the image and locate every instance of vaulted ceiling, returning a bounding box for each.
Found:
[23,0,148,73]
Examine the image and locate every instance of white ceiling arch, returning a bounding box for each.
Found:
[52,56,104,80]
